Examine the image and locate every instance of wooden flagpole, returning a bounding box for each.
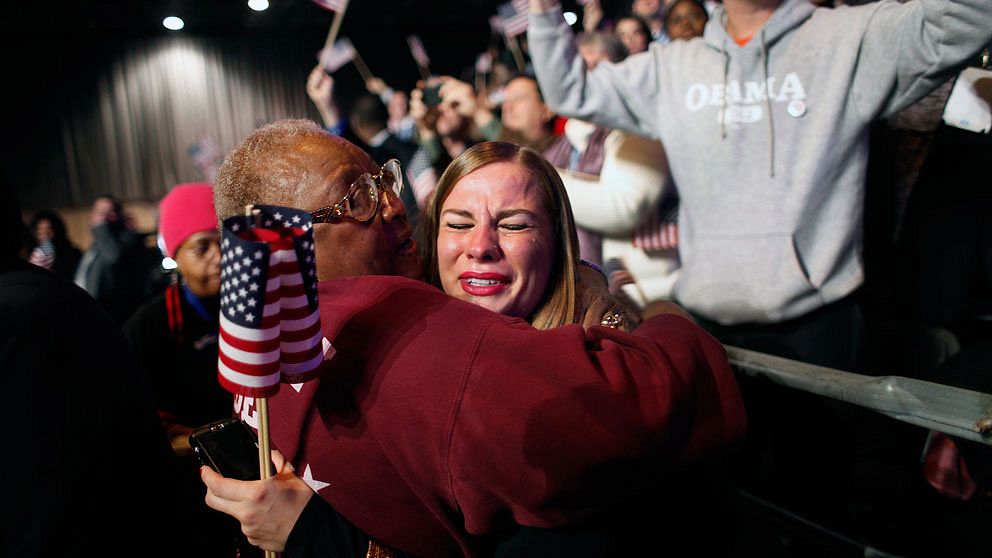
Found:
[506,34,526,73]
[352,50,374,83]
[246,205,277,558]
[415,61,431,82]
[323,0,350,50]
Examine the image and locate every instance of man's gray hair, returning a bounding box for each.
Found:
[214,119,327,223]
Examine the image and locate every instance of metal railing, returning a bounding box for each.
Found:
[725,346,992,446]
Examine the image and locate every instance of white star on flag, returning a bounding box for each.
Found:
[301,464,330,492]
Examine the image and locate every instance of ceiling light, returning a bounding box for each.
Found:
[248,0,269,11]
[162,16,184,31]
[563,11,578,26]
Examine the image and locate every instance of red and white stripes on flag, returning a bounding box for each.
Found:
[632,219,679,251]
[218,206,323,398]
[28,241,55,270]
[496,0,530,38]
[406,35,430,69]
[311,0,347,12]
[318,38,357,73]
[633,194,680,251]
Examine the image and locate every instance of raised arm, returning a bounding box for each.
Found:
[850,0,992,119]
[528,0,664,139]
[306,66,342,132]
[559,130,670,236]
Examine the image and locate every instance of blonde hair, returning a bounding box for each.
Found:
[419,142,580,330]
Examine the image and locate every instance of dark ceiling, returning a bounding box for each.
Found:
[4,0,612,34]
[4,0,614,90]
[8,0,504,34]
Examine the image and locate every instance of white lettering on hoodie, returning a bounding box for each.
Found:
[685,72,807,125]
[234,394,258,428]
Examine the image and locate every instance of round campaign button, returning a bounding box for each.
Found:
[787,100,807,118]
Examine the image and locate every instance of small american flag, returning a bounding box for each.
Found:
[28,240,55,270]
[318,38,357,73]
[188,135,221,181]
[217,206,323,398]
[406,35,430,69]
[633,195,679,251]
[497,0,530,38]
[311,0,347,12]
[632,219,679,251]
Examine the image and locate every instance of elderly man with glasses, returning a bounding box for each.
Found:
[205,119,745,557]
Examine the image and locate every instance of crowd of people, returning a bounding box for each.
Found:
[3,0,990,556]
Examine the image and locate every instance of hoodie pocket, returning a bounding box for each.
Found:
[675,232,822,324]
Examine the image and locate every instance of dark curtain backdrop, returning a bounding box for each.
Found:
[7,31,334,211]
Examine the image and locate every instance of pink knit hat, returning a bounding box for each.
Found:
[158,183,217,258]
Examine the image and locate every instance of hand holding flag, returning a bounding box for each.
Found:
[218,204,323,558]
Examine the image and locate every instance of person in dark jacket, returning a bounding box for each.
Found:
[1,179,186,557]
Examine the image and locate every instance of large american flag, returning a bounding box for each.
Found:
[217,206,323,398]
[318,38,357,73]
[406,35,430,69]
[496,0,530,38]
[311,0,347,12]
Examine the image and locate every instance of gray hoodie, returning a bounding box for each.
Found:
[529,0,992,325]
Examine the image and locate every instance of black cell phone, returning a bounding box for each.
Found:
[422,84,442,108]
[189,418,264,481]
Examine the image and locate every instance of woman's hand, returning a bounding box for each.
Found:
[575,263,641,332]
[202,449,315,552]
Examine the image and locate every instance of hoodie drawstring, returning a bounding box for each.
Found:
[721,42,730,140]
[760,30,775,178]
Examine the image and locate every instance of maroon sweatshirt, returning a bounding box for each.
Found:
[254,275,745,556]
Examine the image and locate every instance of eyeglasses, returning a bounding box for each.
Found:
[309,159,404,224]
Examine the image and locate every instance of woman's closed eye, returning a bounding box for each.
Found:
[499,222,534,232]
[444,221,474,230]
